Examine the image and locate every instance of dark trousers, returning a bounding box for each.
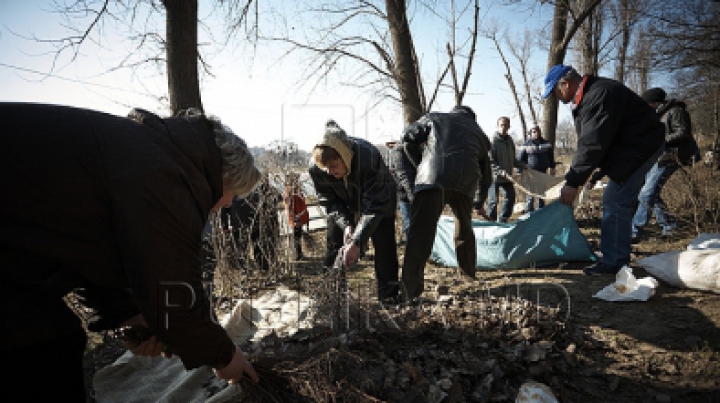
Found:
[402,188,476,300]
[293,226,304,257]
[324,215,399,300]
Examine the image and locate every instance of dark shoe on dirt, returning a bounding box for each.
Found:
[583,262,621,276]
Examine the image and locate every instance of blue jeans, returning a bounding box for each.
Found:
[632,162,679,236]
[398,199,411,241]
[600,146,663,267]
[487,181,515,222]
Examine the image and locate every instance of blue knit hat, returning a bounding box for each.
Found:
[542,64,572,99]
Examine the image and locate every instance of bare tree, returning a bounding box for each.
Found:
[541,0,602,149]
[387,0,424,123]
[507,28,542,135]
[266,0,481,125]
[486,26,528,139]
[34,0,258,115]
[572,0,604,76]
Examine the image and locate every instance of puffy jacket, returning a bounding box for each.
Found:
[656,100,698,166]
[491,133,525,183]
[401,106,493,207]
[565,75,665,187]
[309,137,396,247]
[0,103,235,370]
[518,137,556,173]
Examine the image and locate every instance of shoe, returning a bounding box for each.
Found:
[583,262,621,276]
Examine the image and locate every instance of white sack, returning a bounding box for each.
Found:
[687,233,720,250]
[638,249,720,294]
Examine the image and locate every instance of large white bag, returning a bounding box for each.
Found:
[637,234,720,294]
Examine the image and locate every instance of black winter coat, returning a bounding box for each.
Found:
[656,100,698,166]
[0,103,235,370]
[565,76,665,187]
[388,141,421,203]
[309,137,396,247]
[518,137,556,173]
[401,109,493,207]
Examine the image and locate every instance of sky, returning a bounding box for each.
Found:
[0,0,570,152]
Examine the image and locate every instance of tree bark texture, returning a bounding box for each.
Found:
[163,0,203,115]
[386,0,424,124]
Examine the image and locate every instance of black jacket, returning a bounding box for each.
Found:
[0,103,235,370]
[518,137,556,173]
[401,108,493,207]
[309,137,396,247]
[388,141,421,203]
[656,100,698,166]
[565,76,665,187]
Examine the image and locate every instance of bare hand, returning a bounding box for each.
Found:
[559,185,578,206]
[342,243,360,268]
[476,207,491,221]
[214,345,259,384]
[343,226,354,244]
[129,335,166,357]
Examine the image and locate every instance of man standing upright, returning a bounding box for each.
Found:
[543,64,664,276]
[632,87,699,242]
[398,106,493,301]
[519,125,557,212]
[487,117,527,222]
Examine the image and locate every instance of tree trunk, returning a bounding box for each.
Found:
[614,0,631,84]
[163,0,203,115]
[386,0,424,124]
[541,0,570,150]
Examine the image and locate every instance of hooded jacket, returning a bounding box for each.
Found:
[401,106,493,207]
[564,76,665,187]
[0,103,235,371]
[656,99,698,166]
[309,125,396,247]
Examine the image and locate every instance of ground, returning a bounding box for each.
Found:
[83,182,720,402]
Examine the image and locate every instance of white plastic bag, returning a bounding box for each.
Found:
[593,266,658,301]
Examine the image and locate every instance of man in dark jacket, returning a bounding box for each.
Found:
[543,65,665,276]
[0,103,261,400]
[632,87,699,241]
[487,117,527,222]
[397,106,493,301]
[518,125,557,212]
[309,120,399,301]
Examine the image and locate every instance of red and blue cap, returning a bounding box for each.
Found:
[542,64,572,99]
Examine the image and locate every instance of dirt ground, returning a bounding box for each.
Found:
[83,188,720,402]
